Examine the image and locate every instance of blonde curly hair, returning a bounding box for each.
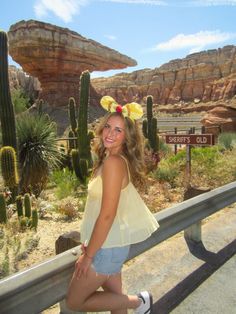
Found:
[92,112,146,187]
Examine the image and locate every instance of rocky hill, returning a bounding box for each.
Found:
[8,45,236,135]
[91,45,236,108]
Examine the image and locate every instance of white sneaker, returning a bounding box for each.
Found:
[134,291,153,314]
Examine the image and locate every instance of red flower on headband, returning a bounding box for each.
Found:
[116,105,123,113]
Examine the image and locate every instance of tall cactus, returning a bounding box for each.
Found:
[0,146,19,201]
[71,71,93,183]
[68,130,76,151]
[31,209,38,230]
[0,193,7,224]
[78,71,90,159]
[24,193,31,218]
[142,95,159,153]
[68,97,77,134]
[147,95,153,141]
[0,31,17,151]
[16,195,23,218]
[71,149,84,182]
[38,99,43,116]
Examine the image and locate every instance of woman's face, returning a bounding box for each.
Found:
[102,115,126,155]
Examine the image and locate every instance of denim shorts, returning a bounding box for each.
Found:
[92,245,130,276]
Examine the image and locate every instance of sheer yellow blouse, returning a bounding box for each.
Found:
[80,157,159,248]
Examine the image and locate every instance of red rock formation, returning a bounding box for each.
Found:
[8,20,137,106]
[9,65,41,101]
[201,105,236,134]
[92,45,236,106]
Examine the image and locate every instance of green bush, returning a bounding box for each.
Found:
[154,166,179,187]
[50,168,79,199]
[17,113,62,196]
[11,88,30,114]
[218,132,236,150]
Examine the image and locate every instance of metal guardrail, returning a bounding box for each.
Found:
[0,181,236,314]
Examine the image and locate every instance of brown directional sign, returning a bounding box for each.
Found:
[165,134,215,146]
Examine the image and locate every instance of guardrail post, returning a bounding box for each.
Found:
[184,221,202,243]
[55,231,86,314]
[183,185,211,243]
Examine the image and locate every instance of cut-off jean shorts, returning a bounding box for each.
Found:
[91,245,130,276]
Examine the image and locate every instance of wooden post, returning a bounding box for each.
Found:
[174,127,177,155]
[185,144,191,186]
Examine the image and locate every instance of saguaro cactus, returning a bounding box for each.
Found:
[0,193,7,224]
[142,95,159,153]
[68,97,77,134]
[78,71,90,159]
[0,31,17,151]
[16,195,23,218]
[24,193,31,218]
[38,99,43,116]
[31,209,38,230]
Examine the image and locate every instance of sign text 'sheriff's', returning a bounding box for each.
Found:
[165,134,215,146]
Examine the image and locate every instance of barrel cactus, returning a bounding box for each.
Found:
[0,146,19,202]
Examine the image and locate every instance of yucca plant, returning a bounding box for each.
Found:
[16,113,62,196]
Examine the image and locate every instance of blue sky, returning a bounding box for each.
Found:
[2,0,236,78]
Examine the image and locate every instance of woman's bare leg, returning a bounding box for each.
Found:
[102,272,127,314]
[66,266,140,312]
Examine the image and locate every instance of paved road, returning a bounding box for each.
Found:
[123,205,236,314]
[171,253,236,314]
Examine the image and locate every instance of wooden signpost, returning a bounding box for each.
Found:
[165,134,215,146]
[165,133,215,185]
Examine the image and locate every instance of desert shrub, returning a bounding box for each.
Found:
[11,88,30,114]
[152,157,182,187]
[17,113,62,196]
[218,132,236,150]
[56,196,83,219]
[152,144,236,188]
[159,136,172,157]
[50,168,79,199]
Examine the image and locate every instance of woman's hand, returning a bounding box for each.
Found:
[74,253,93,279]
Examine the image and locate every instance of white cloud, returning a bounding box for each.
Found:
[34,0,89,23]
[152,30,236,53]
[104,34,117,40]
[100,0,167,5]
[189,0,236,6]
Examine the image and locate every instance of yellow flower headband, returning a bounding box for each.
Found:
[100,96,143,121]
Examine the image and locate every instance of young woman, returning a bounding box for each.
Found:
[66,96,159,313]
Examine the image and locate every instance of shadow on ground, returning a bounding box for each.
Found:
[153,239,236,314]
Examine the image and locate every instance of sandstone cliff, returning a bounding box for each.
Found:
[91,45,236,107]
[9,65,41,102]
[8,20,137,106]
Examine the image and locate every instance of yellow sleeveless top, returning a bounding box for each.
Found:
[80,156,159,248]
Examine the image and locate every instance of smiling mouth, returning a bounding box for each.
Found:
[105,138,114,143]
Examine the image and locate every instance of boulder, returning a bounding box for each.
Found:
[201,105,236,134]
